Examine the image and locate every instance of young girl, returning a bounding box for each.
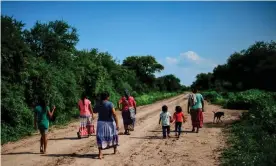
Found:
[173,106,186,138]
[34,98,56,154]
[159,105,172,139]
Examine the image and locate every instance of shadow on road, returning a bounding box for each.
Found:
[2,152,41,155]
[43,153,113,159]
[48,137,80,140]
[48,135,95,141]
[148,130,195,133]
[130,136,164,139]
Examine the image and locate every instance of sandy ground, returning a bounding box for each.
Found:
[1,94,242,166]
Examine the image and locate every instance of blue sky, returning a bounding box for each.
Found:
[2,2,276,85]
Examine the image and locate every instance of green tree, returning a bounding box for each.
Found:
[156,74,182,92]
[192,41,276,92]
[24,20,78,67]
[122,55,164,92]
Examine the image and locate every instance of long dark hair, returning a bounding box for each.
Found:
[38,97,47,112]
[100,91,110,105]
[124,89,130,100]
[99,91,112,118]
[81,93,86,106]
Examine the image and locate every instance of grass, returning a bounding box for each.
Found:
[135,92,179,106]
[221,120,276,166]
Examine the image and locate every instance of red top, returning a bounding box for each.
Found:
[78,99,91,116]
[173,112,184,122]
[118,96,136,111]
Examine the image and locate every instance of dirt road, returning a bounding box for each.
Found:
[1,94,242,166]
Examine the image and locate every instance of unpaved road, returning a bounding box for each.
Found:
[1,94,242,166]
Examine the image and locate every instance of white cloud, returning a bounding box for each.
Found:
[157,51,218,85]
[165,57,178,65]
[180,51,201,61]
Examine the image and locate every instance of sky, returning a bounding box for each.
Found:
[2,1,276,85]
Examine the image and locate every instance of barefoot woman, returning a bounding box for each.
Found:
[94,92,119,159]
[187,88,204,133]
[118,89,137,135]
[34,98,56,154]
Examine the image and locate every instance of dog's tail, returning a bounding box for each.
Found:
[212,111,216,114]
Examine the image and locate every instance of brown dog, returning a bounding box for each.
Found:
[213,111,224,123]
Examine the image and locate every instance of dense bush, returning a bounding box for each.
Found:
[222,120,276,166]
[222,101,276,166]
[201,90,227,106]
[135,92,179,106]
[191,41,276,92]
[201,90,276,165]
[224,89,275,110]
[202,89,276,110]
[1,16,184,144]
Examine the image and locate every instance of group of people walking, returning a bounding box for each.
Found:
[159,88,204,139]
[77,89,136,159]
[33,88,204,159]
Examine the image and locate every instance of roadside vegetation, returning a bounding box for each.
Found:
[192,41,276,165]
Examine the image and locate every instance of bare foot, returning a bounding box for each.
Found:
[114,150,119,154]
[40,148,43,154]
[98,154,104,159]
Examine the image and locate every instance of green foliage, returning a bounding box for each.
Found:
[135,92,179,106]
[155,74,182,92]
[222,120,276,166]
[201,89,276,165]
[225,89,276,110]
[222,102,276,166]
[192,41,276,92]
[1,15,184,144]
[201,91,227,106]
[122,56,164,92]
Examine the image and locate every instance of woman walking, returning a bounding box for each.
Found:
[78,93,94,136]
[187,88,204,133]
[94,92,119,159]
[34,98,56,154]
[118,89,137,135]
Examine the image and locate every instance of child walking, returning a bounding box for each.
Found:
[34,98,56,154]
[173,106,186,138]
[159,105,172,139]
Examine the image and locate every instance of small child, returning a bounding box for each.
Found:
[159,105,172,139]
[173,106,186,138]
